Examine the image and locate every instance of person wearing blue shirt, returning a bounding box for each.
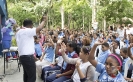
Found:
[1,18,17,61]
[90,33,99,48]
[97,42,111,64]
[36,37,56,78]
[96,62,126,82]
[58,31,64,39]
[120,47,129,76]
[34,36,43,59]
[106,35,116,46]
[115,33,120,42]
[89,42,126,82]
[116,37,120,42]
[46,41,79,82]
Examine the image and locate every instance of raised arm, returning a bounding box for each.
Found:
[89,42,101,67]
[61,43,79,64]
[62,53,79,64]
[36,16,47,34]
[124,29,127,40]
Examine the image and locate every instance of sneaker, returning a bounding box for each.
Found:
[6,56,13,63]
[6,56,10,62]
[12,55,18,60]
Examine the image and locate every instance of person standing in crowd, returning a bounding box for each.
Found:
[117,26,124,40]
[1,18,17,61]
[16,16,47,82]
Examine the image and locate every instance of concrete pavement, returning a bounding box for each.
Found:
[0,57,43,82]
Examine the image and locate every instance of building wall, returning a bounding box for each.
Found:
[0,0,7,26]
[0,0,8,55]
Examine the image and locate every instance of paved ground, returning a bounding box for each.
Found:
[0,57,43,82]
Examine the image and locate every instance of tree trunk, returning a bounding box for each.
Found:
[82,11,85,31]
[61,6,64,29]
[104,17,106,32]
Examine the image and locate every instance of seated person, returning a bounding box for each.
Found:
[34,36,43,60]
[46,41,79,82]
[41,56,63,80]
[61,44,95,82]
[89,41,127,82]
[41,38,67,80]
[36,36,56,77]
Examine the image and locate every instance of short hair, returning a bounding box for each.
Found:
[34,36,38,40]
[23,19,33,27]
[67,41,80,55]
[102,42,109,48]
[114,40,120,46]
[120,47,128,54]
[112,35,116,39]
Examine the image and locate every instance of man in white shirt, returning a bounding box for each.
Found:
[16,16,47,82]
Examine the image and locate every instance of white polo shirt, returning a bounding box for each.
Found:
[16,28,36,56]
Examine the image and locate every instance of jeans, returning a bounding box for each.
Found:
[20,55,36,82]
[46,71,70,82]
[2,40,15,57]
[41,65,61,80]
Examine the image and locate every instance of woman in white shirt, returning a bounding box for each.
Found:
[60,43,95,82]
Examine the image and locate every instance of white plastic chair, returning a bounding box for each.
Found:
[10,47,18,51]
[124,59,133,77]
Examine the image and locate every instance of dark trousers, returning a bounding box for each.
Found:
[46,71,70,82]
[41,65,61,80]
[20,55,36,82]
[2,40,16,57]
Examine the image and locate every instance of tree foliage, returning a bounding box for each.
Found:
[7,0,133,29]
[98,0,133,24]
[7,0,92,29]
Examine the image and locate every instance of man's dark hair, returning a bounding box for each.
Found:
[102,42,109,48]
[112,35,116,39]
[23,19,33,27]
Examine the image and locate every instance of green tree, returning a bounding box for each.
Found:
[98,0,133,25]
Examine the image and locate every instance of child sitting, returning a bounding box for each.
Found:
[89,41,127,82]
[97,42,111,64]
[60,44,95,82]
[120,47,129,76]
[46,41,79,82]
[36,36,56,78]
[34,36,43,60]
[41,56,63,80]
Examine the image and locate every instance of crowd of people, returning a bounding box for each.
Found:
[2,17,133,82]
[30,23,133,82]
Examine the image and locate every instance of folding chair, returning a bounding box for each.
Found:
[124,59,133,77]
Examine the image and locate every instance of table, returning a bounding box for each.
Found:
[2,47,20,74]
